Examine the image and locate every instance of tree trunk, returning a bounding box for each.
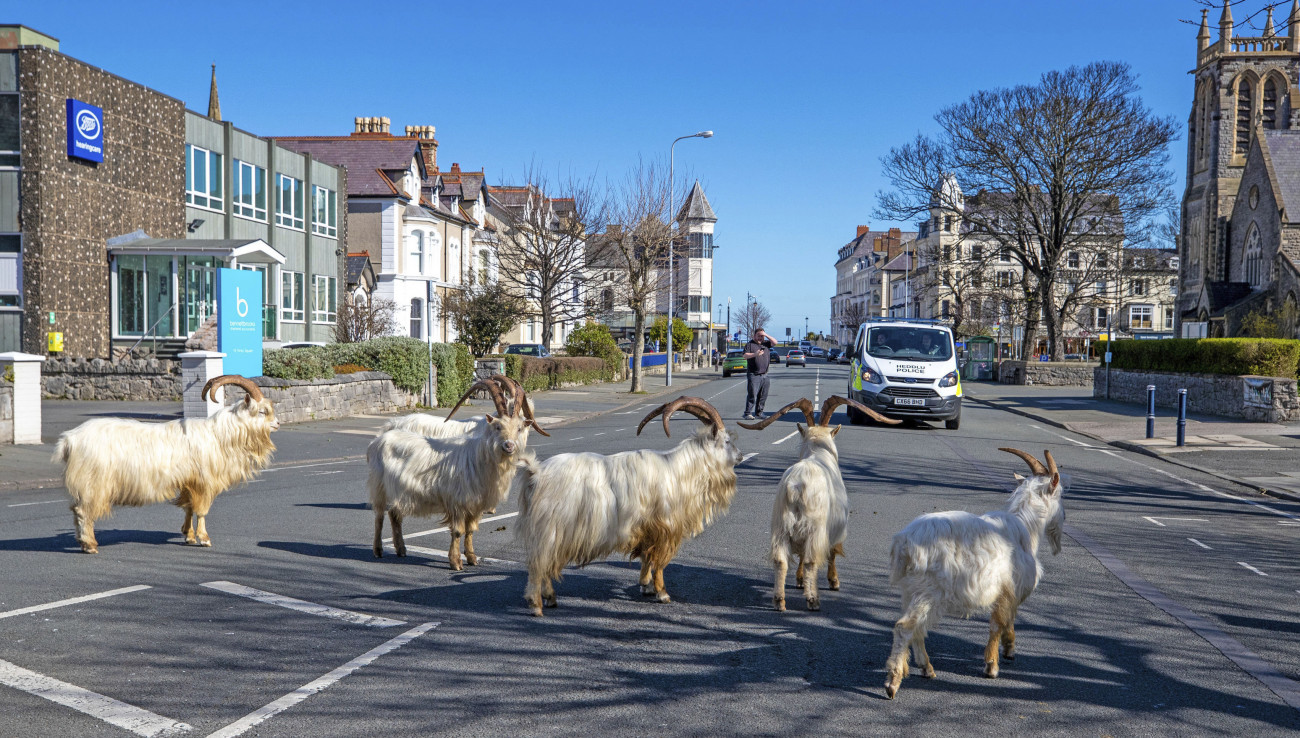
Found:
[1019,292,1040,360]
[540,302,553,349]
[630,309,645,393]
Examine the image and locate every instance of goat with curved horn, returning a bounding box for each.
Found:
[998,447,1048,477]
[817,396,901,426]
[202,375,264,403]
[447,379,510,419]
[493,374,549,437]
[737,399,816,430]
[636,396,724,438]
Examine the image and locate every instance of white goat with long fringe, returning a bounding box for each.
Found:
[883,448,1066,699]
[368,378,540,570]
[512,397,741,616]
[738,396,899,611]
[53,375,279,553]
[383,374,542,439]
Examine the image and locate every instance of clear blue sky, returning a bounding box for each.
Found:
[20,0,1213,337]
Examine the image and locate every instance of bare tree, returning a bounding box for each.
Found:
[441,282,527,357]
[876,61,1176,359]
[490,167,608,349]
[840,300,867,339]
[334,293,398,343]
[735,299,772,340]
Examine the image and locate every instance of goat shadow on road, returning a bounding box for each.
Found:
[292,502,371,510]
[0,529,178,554]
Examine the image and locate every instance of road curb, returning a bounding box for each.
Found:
[966,394,1300,504]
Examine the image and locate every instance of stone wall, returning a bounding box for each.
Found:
[998,360,1094,387]
[0,379,12,443]
[223,371,417,424]
[1094,367,1300,423]
[41,354,181,400]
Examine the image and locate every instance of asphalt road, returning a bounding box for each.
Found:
[2,363,1299,736]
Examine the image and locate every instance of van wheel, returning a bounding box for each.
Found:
[945,409,961,430]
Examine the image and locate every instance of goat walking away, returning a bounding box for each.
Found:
[739,396,898,611]
[513,397,742,616]
[53,375,279,553]
[883,448,1065,699]
[368,378,541,570]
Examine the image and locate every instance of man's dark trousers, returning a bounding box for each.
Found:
[745,371,769,416]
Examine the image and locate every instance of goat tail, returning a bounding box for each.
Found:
[52,433,71,466]
[512,454,540,520]
[889,534,922,587]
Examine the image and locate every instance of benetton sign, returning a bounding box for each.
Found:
[66,98,104,163]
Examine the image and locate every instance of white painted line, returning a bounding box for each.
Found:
[1238,562,1269,577]
[0,585,151,621]
[385,511,519,543]
[571,437,584,441]
[1028,424,1091,447]
[706,384,739,401]
[333,429,381,436]
[593,432,605,436]
[1142,516,1208,527]
[305,470,344,477]
[773,430,799,445]
[740,452,760,465]
[614,403,657,415]
[200,581,404,628]
[206,621,438,738]
[1099,449,1299,520]
[0,658,191,736]
[396,544,518,565]
[1188,538,1212,549]
[7,499,64,508]
[615,428,627,433]
[264,460,357,473]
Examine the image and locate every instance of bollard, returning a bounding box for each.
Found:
[1176,388,1187,447]
[1146,384,1156,439]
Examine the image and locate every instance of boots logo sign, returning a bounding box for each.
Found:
[66,99,104,163]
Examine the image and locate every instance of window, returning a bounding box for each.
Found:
[1097,252,1108,269]
[312,275,337,323]
[944,215,954,232]
[113,255,174,337]
[1067,251,1079,269]
[999,245,1010,262]
[1096,280,1108,295]
[185,144,222,210]
[996,271,1014,287]
[1245,224,1263,287]
[232,160,267,221]
[943,244,952,261]
[1264,77,1280,130]
[0,234,18,308]
[410,298,423,338]
[312,185,337,237]
[1094,306,1109,330]
[932,216,940,231]
[409,231,424,274]
[275,174,304,230]
[972,244,983,261]
[1236,78,1254,154]
[1131,279,1147,296]
[685,296,711,313]
[1067,279,1079,294]
[688,232,713,258]
[1170,257,1180,270]
[280,270,304,322]
[1164,308,1174,330]
[941,299,951,318]
[571,280,581,303]
[1169,277,1178,297]
[1132,256,1145,269]
[1129,304,1153,330]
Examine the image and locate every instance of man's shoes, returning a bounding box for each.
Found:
[742,414,757,420]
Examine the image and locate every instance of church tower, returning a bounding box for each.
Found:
[1178,1,1300,333]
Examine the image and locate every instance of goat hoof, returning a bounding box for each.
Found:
[81,546,98,554]
[984,663,999,679]
[395,549,406,557]
[373,550,383,558]
[656,592,671,604]
[640,584,655,596]
[198,540,212,548]
[465,555,478,566]
[922,666,936,679]
[884,683,899,700]
[828,581,840,591]
[806,599,820,611]
[529,608,543,617]
[544,598,557,608]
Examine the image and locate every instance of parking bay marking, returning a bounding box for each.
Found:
[0,658,192,737]
[205,621,438,738]
[200,581,404,628]
[1188,538,1212,549]
[1238,562,1269,577]
[0,585,151,621]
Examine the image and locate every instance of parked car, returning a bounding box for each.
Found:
[769,346,782,364]
[838,347,852,364]
[826,348,842,362]
[785,349,806,367]
[721,349,748,378]
[809,346,826,358]
[505,343,552,357]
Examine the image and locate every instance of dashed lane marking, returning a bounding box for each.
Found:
[0,658,192,737]
[1188,538,1212,549]
[570,437,584,441]
[614,404,657,415]
[706,383,741,401]
[305,470,344,477]
[6,499,64,508]
[1028,424,1092,447]
[205,622,438,738]
[264,460,359,473]
[1098,449,1300,521]
[1238,562,1270,577]
[334,429,381,436]
[391,545,517,565]
[385,512,519,543]
[593,432,605,436]
[740,452,760,465]
[1142,516,1209,527]
[0,585,151,620]
[200,581,404,628]
[773,430,799,445]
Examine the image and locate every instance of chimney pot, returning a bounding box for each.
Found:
[856,225,870,238]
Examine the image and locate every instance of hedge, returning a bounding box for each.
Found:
[262,337,432,395]
[430,342,475,407]
[517,356,611,392]
[1099,338,1300,379]
[262,347,333,381]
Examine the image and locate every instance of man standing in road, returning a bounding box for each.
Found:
[742,328,776,420]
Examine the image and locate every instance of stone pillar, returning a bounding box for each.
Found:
[0,352,46,444]
[179,351,225,419]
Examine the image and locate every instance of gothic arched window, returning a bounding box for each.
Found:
[1264,77,1280,129]
[1236,78,1255,154]
[1244,224,1263,288]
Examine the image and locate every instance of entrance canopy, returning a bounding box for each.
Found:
[107,238,286,266]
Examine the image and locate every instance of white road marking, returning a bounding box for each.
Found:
[1188,538,1212,549]
[614,404,656,415]
[333,429,380,436]
[1099,449,1300,521]
[773,430,799,445]
[593,432,605,436]
[615,428,627,432]
[1142,516,1208,527]
[1238,562,1269,577]
[264,460,358,473]
[305,470,344,477]
[200,581,404,628]
[571,437,584,441]
[393,544,518,565]
[1028,424,1092,447]
[740,452,760,465]
[385,511,519,543]
[0,585,151,621]
[706,384,739,401]
[6,499,63,508]
[0,658,191,737]
[205,621,438,738]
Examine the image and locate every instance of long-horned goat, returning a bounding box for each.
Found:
[512,396,741,616]
[738,396,899,611]
[368,378,540,569]
[883,448,1065,699]
[383,374,546,440]
[52,375,279,553]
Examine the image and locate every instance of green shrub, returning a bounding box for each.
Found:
[1099,338,1300,379]
[427,342,476,406]
[262,347,334,381]
[333,363,369,374]
[517,356,609,392]
[564,321,625,378]
[321,336,428,394]
[482,353,525,382]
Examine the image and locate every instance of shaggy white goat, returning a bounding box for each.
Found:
[368,378,538,570]
[53,375,279,553]
[883,448,1065,699]
[383,375,544,439]
[512,397,741,616]
[738,396,899,611]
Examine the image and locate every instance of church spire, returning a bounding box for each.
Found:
[1265,6,1276,37]
[1198,9,1211,51]
[1219,0,1234,44]
[207,64,221,121]
[1290,0,1300,48]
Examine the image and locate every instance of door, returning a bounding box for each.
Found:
[238,263,276,340]
[184,257,217,335]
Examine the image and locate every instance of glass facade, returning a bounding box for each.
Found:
[312,185,336,237]
[233,160,267,221]
[186,145,223,210]
[276,174,304,230]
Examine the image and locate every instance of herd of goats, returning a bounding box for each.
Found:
[51,373,1066,698]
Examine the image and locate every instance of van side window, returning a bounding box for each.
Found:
[852,327,865,359]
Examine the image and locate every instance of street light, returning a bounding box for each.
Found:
[667,130,713,386]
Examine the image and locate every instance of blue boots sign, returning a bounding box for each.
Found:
[66,99,104,163]
[217,268,263,377]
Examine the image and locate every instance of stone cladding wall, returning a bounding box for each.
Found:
[1093,367,1299,422]
[222,371,417,424]
[41,354,180,400]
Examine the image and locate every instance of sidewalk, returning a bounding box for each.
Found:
[0,368,721,494]
[963,382,1300,502]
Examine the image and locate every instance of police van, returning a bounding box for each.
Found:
[845,318,962,429]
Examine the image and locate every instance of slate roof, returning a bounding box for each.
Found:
[346,253,373,287]
[676,181,716,222]
[1207,281,1254,316]
[1260,129,1300,222]
[881,252,913,272]
[275,137,423,198]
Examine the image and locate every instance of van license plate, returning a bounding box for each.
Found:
[894,398,925,406]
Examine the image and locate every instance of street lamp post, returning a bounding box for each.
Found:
[667,130,713,386]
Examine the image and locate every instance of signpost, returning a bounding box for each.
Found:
[66,99,104,163]
[216,268,263,378]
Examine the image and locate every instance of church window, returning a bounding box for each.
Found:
[1236,78,1255,154]
[1249,185,1260,210]
[1264,77,1280,130]
[1244,224,1263,288]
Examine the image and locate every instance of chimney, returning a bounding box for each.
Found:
[856,225,870,238]
[405,125,438,172]
[450,162,461,175]
[352,117,391,135]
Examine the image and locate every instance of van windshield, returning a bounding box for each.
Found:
[865,327,953,361]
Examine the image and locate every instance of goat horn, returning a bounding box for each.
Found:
[202,375,263,403]
[448,379,509,419]
[493,374,549,437]
[737,398,815,430]
[1045,449,1058,478]
[999,447,1048,477]
[637,396,724,437]
[817,395,901,426]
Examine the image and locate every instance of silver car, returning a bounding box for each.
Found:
[785,349,806,367]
